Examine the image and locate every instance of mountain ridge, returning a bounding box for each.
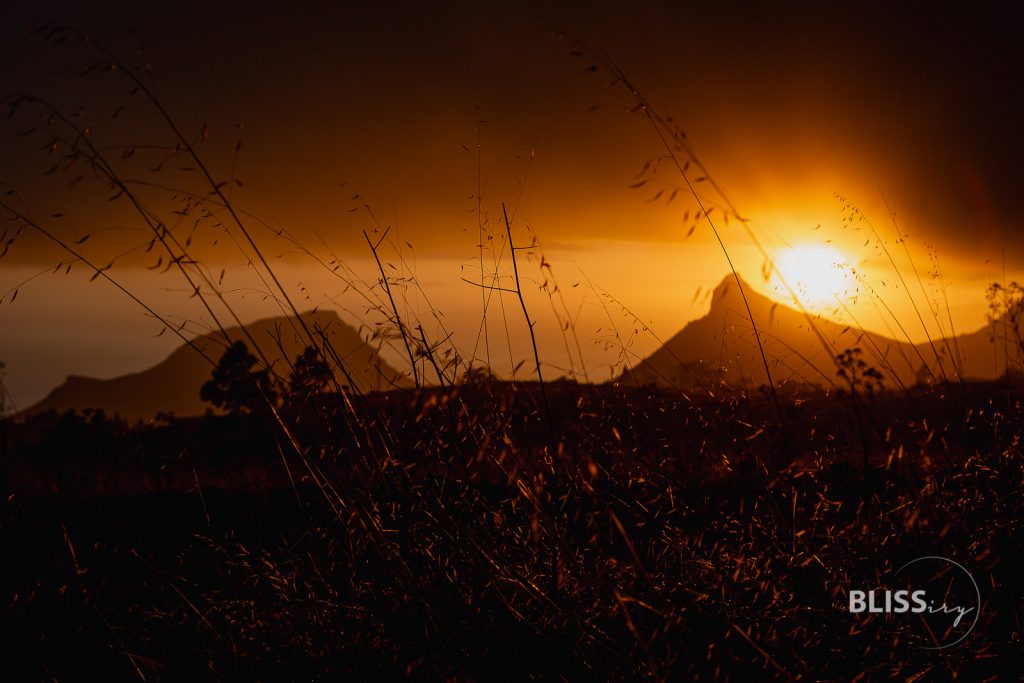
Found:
[623,274,1009,391]
[20,277,1018,420]
[22,309,410,421]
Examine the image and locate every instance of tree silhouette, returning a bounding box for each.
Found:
[200,341,277,414]
[286,346,334,411]
[987,281,1024,379]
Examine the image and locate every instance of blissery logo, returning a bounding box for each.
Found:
[848,556,981,649]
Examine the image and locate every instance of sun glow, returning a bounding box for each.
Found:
[769,244,857,310]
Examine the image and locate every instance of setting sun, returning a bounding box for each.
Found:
[769,244,857,310]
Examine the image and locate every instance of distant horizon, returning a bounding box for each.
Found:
[12,267,1019,420]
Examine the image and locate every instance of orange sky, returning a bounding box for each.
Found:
[2,1,1023,407]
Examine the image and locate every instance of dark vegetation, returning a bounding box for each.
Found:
[1,26,1023,681]
[2,377,1023,680]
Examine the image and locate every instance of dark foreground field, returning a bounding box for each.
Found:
[1,381,1022,680]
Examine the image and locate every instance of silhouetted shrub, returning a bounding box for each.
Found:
[200,341,277,414]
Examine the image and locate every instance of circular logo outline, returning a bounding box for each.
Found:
[893,555,981,650]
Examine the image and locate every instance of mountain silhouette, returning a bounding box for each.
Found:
[23,310,410,421]
[623,274,1010,391]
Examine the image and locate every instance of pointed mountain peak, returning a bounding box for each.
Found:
[712,273,742,299]
[709,273,770,309]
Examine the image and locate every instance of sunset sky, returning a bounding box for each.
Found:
[2,1,1023,408]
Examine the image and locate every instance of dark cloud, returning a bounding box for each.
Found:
[1,1,1023,269]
